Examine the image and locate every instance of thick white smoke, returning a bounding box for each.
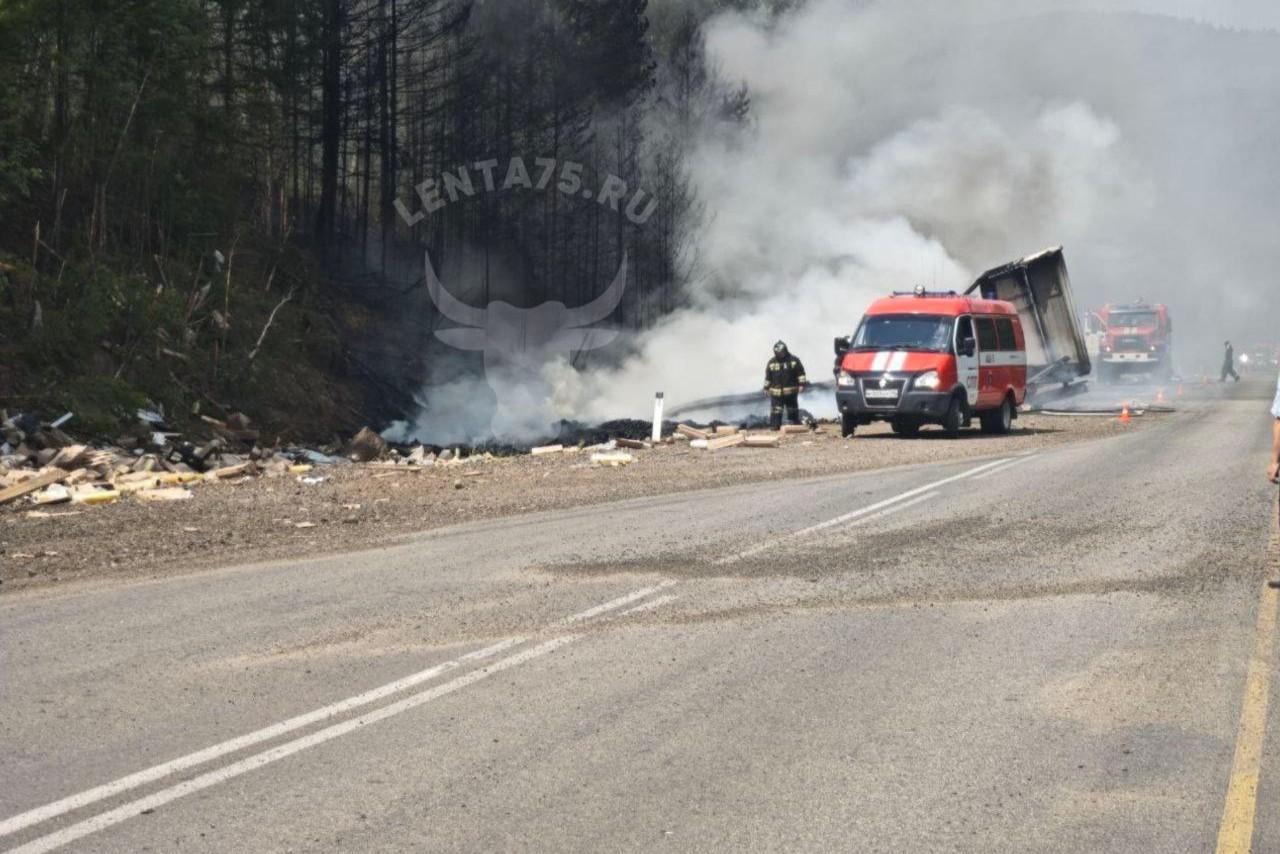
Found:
[576,0,1134,419]
[392,0,1280,440]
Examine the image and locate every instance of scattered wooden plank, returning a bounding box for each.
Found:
[33,484,72,505]
[677,424,709,440]
[590,451,634,467]
[0,469,69,506]
[136,487,193,502]
[707,433,746,451]
[49,444,88,469]
[743,434,781,448]
[70,486,120,505]
[615,438,651,450]
[117,470,162,484]
[531,444,564,456]
[210,462,251,479]
[713,425,739,436]
[780,424,810,434]
[116,477,162,494]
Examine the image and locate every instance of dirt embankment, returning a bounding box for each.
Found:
[1,414,1149,592]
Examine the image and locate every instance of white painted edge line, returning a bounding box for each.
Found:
[7,635,582,854]
[716,457,1015,565]
[563,580,677,624]
[0,637,518,840]
[618,594,679,617]
[1,582,674,842]
[847,491,939,526]
[969,453,1037,481]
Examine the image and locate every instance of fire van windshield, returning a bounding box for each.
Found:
[1108,311,1158,328]
[852,314,954,353]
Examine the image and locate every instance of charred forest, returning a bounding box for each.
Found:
[0,0,750,441]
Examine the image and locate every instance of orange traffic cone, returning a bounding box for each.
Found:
[1156,388,1166,403]
[1119,403,1132,424]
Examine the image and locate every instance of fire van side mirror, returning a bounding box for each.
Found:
[958,338,976,358]
[834,336,851,357]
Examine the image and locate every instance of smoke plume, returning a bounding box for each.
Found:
[575,0,1280,419]
[392,0,1280,440]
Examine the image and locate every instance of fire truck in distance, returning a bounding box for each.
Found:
[1094,301,1173,383]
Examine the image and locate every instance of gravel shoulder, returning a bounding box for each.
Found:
[1,414,1151,592]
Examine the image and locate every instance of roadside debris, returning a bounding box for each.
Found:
[136,487,194,502]
[708,433,746,451]
[0,405,846,521]
[591,451,634,467]
[346,427,388,462]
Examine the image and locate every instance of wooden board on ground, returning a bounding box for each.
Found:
[0,469,69,506]
[743,434,781,448]
[136,487,193,502]
[707,433,746,451]
[677,424,709,440]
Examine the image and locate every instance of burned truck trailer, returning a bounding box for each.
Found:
[966,247,1092,395]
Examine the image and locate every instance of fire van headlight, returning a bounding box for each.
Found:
[913,370,942,391]
[837,370,858,388]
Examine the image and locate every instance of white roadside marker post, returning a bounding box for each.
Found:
[652,392,665,443]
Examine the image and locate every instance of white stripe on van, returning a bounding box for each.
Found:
[871,351,891,371]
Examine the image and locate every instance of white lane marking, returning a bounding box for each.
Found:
[847,491,939,526]
[617,594,679,617]
[715,457,1014,566]
[1,583,672,842]
[0,637,522,841]
[970,454,1037,481]
[7,636,583,854]
[563,581,677,624]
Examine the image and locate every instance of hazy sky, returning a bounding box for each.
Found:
[1069,0,1280,30]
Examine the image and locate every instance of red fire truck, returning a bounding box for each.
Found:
[1095,301,1173,383]
[834,288,1027,438]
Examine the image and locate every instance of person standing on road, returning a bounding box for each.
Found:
[765,341,808,430]
[1269,371,1280,484]
[1222,340,1242,383]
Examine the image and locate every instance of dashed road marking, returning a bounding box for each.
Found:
[7,636,581,854]
[715,456,1017,565]
[970,453,1037,481]
[0,582,676,851]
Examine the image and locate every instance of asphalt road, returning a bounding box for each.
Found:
[2,380,1278,852]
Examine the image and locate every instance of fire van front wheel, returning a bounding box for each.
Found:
[942,396,966,438]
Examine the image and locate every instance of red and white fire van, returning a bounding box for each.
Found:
[834,288,1028,438]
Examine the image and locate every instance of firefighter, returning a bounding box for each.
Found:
[1222,340,1241,383]
[764,340,808,430]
